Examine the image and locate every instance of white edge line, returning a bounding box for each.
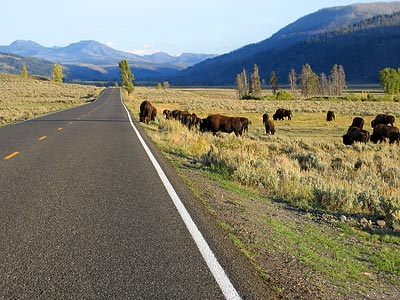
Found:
[119,89,242,300]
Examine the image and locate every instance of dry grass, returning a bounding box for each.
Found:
[0,74,103,125]
[124,87,400,225]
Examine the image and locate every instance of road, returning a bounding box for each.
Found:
[0,88,243,299]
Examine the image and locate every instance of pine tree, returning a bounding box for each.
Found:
[51,64,64,83]
[269,71,279,95]
[119,59,134,94]
[21,64,28,79]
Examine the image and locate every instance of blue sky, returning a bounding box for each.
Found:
[1,0,398,55]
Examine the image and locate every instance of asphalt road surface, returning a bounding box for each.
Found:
[0,88,247,299]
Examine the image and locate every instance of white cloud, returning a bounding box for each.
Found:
[129,44,161,56]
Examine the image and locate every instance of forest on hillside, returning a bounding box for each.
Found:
[173,12,400,86]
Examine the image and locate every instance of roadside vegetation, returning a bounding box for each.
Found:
[124,86,400,300]
[0,74,103,126]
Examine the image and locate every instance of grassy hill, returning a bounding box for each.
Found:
[0,74,103,126]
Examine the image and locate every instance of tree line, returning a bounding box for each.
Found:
[236,63,347,99]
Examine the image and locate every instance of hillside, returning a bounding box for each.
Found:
[173,2,400,85]
[0,53,53,78]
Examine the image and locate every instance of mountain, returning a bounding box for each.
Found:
[172,2,400,85]
[0,40,216,82]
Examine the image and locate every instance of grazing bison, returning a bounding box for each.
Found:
[139,100,157,123]
[273,108,292,121]
[342,128,370,145]
[370,124,399,143]
[163,109,172,119]
[371,114,395,127]
[200,114,244,136]
[351,117,364,129]
[239,117,250,133]
[326,111,335,121]
[262,113,275,135]
[389,132,400,144]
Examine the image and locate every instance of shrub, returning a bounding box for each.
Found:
[276,90,292,100]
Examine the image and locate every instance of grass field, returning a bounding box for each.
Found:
[0,74,103,126]
[124,86,400,300]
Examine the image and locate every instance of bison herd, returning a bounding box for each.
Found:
[139,100,399,145]
[342,114,399,145]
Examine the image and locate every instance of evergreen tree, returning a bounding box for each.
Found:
[21,64,28,79]
[250,64,261,98]
[119,59,134,94]
[269,71,279,95]
[51,64,64,83]
[300,64,319,99]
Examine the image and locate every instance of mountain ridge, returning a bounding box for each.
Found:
[172,1,400,85]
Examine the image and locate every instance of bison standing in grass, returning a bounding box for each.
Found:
[200,114,244,136]
[351,117,364,129]
[326,111,335,121]
[342,127,370,145]
[139,100,157,123]
[371,114,395,127]
[370,124,399,143]
[262,113,275,135]
[273,108,292,121]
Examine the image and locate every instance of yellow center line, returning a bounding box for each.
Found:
[57,127,63,131]
[4,151,20,160]
[38,136,47,141]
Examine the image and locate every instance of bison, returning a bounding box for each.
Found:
[326,111,335,121]
[239,117,250,133]
[342,128,370,145]
[371,114,395,127]
[200,114,244,136]
[370,124,399,143]
[262,113,275,135]
[389,132,400,144]
[273,108,292,121]
[163,109,172,119]
[139,100,157,123]
[351,117,364,129]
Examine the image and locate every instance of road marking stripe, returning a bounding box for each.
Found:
[4,151,20,160]
[38,136,47,141]
[120,90,241,300]
[57,127,63,131]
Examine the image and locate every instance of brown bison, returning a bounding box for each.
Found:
[326,111,335,121]
[342,128,370,145]
[389,132,400,144]
[139,101,157,123]
[239,117,250,133]
[371,114,395,127]
[370,124,399,143]
[200,114,244,136]
[262,113,275,135]
[163,109,172,119]
[351,117,364,129]
[273,108,292,120]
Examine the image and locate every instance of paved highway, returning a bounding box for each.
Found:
[0,88,246,299]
